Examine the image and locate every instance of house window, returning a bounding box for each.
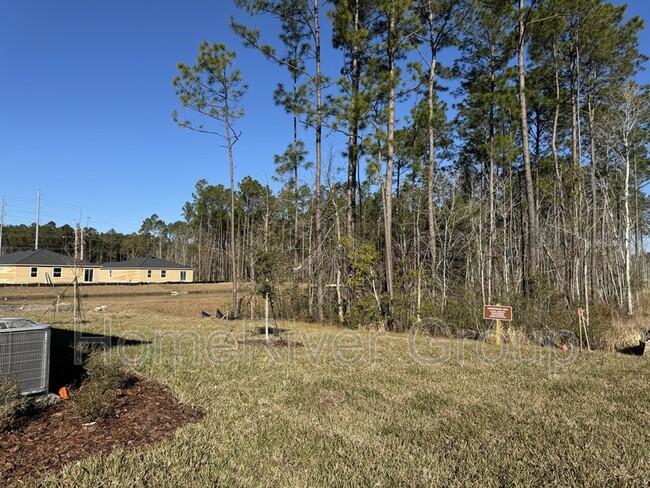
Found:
[147,270,152,279]
[160,270,167,278]
[84,269,94,282]
[180,271,187,281]
[53,268,62,278]
[30,267,38,278]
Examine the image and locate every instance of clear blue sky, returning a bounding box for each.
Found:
[1,0,648,234]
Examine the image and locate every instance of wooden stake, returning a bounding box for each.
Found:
[336,270,344,324]
[579,309,583,351]
[265,292,269,342]
[495,303,502,346]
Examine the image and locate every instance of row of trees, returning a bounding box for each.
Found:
[4,1,648,336]
[170,0,650,332]
[0,220,192,265]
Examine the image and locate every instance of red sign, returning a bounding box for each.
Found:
[483,305,513,321]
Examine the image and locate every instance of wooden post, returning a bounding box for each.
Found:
[579,308,583,351]
[578,307,591,351]
[581,308,591,351]
[495,303,502,346]
[335,270,344,324]
[265,292,269,342]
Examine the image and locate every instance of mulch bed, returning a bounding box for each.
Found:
[0,379,204,486]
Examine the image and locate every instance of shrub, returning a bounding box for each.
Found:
[72,349,133,422]
[84,349,129,392]
[71,381,117,422]
[0,375,28,431]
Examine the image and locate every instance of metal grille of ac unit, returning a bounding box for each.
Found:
[0,319,51,395]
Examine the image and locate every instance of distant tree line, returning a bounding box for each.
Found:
[0,220,192,265]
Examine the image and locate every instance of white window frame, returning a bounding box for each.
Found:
[30,267,38,278]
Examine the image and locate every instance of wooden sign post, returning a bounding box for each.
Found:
[483,304,513,345]
[577,307,591,351]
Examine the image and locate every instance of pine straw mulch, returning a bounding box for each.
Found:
[0,379,204,486]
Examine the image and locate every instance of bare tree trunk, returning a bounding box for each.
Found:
[313,0,324,323]
[425,4,437,285]
[624,140,633,315]
[383,12,396,327]
[226,113,238,315]
[346,0,361,243]
[517,0,538,293]
[487,63,496,303]
[588,97,598,300]
[633,153,641,284]
[551,44,568,294]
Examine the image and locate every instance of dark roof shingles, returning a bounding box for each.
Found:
[100,256,191,269]
[0,249,84,266]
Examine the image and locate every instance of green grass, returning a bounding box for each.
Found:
[18,312,650,486]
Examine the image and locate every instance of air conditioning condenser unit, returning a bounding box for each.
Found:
[0,318,51,395]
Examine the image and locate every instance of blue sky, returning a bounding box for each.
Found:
[1,0,649,234]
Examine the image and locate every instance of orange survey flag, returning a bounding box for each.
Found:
[58,387,68,400]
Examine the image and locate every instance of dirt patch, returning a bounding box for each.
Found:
[0,303,71,313]
[0,379,204,486]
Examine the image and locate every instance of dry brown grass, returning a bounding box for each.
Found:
[597,318,646,352]
[0,283,237,320]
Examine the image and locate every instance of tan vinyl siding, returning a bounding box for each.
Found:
[0,265,100,285]
[97,268,194,283]
[0,263,192,285]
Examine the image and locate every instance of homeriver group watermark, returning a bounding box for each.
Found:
[74,318,580,376]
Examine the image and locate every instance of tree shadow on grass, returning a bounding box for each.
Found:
[49,327,150,392]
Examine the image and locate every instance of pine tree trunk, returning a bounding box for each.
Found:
[314,0,324,323]
[383,12,396,327]
[517,0,538,293]
[588,98,598,300]
[425,5,437,285]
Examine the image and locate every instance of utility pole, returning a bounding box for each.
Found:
[73,223,82,324]
[0,195,5,256]
[80,219,85,262]
[35,189,41,250]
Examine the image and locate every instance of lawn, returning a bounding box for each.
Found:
[2,284,650,486]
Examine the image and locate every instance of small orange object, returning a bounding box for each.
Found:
[59,387,69,400]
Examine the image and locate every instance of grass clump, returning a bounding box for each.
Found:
[0,375,29,431]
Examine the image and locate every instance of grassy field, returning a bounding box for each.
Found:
[3,284,650,486]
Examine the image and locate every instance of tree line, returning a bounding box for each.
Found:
[4,0,649,339]
[170,0,650,337]
[0,220,192,266]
